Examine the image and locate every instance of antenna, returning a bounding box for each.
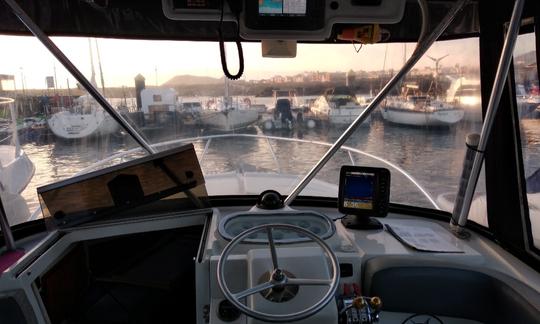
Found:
[426,54,449,96]
[426,54,449,76]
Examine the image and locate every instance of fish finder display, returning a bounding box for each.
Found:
[342,171,375,210]
[259,0,307,16]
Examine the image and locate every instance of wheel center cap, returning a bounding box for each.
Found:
[272,269,285,282]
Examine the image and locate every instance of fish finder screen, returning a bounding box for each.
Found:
[259,0,307,16]
[342,171,375,210]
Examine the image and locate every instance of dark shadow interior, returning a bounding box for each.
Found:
[38,226,204,324]
[363,257,540,324]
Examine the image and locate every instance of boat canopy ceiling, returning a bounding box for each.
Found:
[0,0,487,42]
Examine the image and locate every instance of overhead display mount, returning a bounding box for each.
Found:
[162,0,407,41]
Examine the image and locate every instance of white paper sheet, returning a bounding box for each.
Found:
[386,224,463,253]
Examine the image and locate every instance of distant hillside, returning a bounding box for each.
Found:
[163,75,223,87]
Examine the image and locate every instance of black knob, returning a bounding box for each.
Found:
[257,190,284,210]
[218,300,241,322]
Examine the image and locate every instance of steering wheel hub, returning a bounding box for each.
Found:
[258,269,299,303]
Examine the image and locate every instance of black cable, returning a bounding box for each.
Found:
[401,313,444,324]
[219,0,244,80]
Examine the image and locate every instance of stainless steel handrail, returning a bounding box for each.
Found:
[28,133,438,220]
[452,0,525,231]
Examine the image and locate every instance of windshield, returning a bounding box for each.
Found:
[0,35,487,227]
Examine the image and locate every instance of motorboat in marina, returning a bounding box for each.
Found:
[516,84,540,118]
[180,101,204,125]
[382,95,465,126]
[261,90,315,130]
[310,87,371,126]
[47,95,119,139]
[1,1,540,324]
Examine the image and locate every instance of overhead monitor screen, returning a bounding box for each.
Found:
[172,0,220,10]
[342,171,375,210]
[259,0,307,16]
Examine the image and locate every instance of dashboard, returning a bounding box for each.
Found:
[2,206,539,324]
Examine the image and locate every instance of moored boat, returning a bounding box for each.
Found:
[200,104,259,131]
[47,95,119,139]
[310,87,371,126]
[200,79,259,131]
[382,95,464,126]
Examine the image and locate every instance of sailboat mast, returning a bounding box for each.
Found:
[224,77,230,108]
[95,39,106,96]
[380,44,388,92]
[88,39,97,88]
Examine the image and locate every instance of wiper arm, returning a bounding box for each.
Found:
[3,0,155,155]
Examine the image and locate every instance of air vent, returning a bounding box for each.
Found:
[351,0,383,6]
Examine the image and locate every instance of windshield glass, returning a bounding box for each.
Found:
[0,35,487,226]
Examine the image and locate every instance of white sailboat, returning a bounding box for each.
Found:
[382,95,465,126]
[382,80,464,126]
[47,39,119,139]
[200,79,259,131]
[0,98,34,225]
[310,87,371,126]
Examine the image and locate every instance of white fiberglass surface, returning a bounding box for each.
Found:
[0,36,487,228]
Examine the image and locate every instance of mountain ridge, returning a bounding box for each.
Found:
[162,74,223,86]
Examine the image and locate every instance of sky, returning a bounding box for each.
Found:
[0,33,534,90]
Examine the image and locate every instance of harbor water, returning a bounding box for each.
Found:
[15,96,498,219]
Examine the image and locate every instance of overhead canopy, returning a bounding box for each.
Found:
[0,0,484,42]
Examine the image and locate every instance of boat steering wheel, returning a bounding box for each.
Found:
[217,223,340,322]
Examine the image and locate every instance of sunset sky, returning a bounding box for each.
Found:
[0,33,534,90]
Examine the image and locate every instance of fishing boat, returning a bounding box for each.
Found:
[0,1,539,324]
[310,87,371,126]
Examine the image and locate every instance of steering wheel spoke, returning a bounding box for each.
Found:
[266,227,279,270]
[286,278,332,286]
[234,281,276,300]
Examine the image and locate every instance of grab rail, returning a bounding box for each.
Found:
[29,133,439,220]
